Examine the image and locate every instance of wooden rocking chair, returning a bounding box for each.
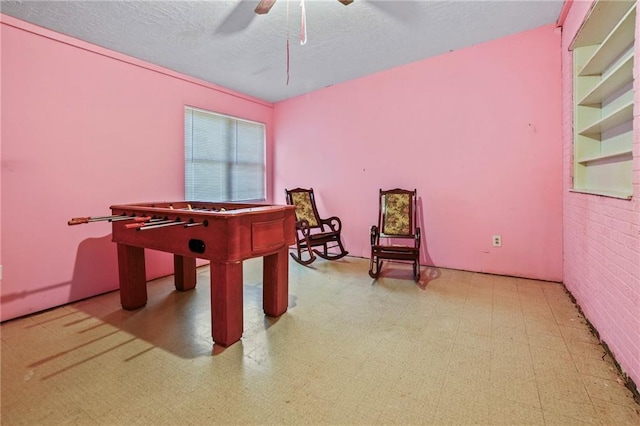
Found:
[285,188,349,266]
[369,188,421,281]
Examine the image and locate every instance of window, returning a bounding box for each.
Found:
[185,107,266,202]
[571,0,635,199]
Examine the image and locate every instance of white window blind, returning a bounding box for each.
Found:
[185,107,266,202]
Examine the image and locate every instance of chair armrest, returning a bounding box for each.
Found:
[370,225,379,246]
[320,216,343,233]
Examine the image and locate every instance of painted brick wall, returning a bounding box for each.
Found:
[562,1,640,387]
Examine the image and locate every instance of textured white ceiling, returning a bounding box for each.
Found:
[1,0,564,103]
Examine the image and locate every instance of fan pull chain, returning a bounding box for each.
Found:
[300,0,307,45]
[286,0,290,85]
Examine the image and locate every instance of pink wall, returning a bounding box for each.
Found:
[0,15,274,321]
[1,18,4,288]
[561,1,640,387]
[273,24,563,282]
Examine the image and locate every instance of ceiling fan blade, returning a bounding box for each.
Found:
[338,0,354,5]
[255,0,277,14]
[216,1,259,34]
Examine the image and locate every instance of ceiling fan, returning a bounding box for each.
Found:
[255,0,354,15]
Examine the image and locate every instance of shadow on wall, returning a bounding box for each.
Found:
[70,234,120,299]
[416,195,434,269]
[0,234,118,306]
[417,195,441,289]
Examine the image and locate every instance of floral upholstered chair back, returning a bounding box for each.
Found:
[381,192,413,236]
[291,191,319,227]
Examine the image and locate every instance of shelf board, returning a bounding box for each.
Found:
[572,1,636,49]
[570,188,633,200]
[578,6,636,76]
[578,53,634,105]
[577,149,633,164]
[578,101,634,135]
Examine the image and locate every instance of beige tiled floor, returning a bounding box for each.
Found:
[2,256,639,425]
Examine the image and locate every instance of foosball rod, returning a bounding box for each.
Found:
[176,204,224,212]
[184,220,208,227]
[124,218,173,230]
[68,215,150,226]
[138,221,188,231]
[178,206,212,212]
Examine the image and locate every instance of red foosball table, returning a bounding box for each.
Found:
[70,201,296,347]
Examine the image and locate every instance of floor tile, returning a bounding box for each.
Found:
[2,256,639,425]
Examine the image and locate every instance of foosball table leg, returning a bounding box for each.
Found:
[117,243,147,310]
[263,247,289,317]
[210,260,244,347]
[174,255,197,291]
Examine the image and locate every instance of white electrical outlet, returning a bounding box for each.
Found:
[0,265,3,280]
[492,235,502,247]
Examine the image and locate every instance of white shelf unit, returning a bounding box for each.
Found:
[572,0,636,199]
